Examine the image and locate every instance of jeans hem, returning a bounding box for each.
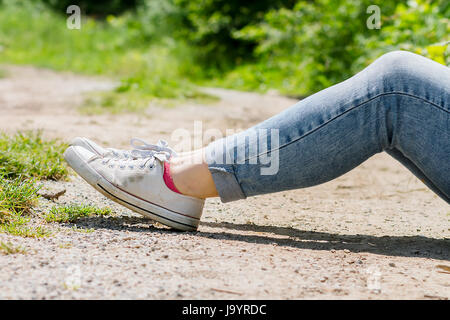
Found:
[205,140,247,203]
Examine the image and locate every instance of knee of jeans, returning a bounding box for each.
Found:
[372,50,423,91]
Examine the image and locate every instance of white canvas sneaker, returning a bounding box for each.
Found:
[63,146,204,231]
[70,137,176,159]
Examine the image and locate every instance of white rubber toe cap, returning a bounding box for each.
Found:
[65,145,97,162]
[70,137,107,156]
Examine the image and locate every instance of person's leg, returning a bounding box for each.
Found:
[171,151,218,198]
[171,51,450,204]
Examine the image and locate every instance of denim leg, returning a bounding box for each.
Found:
[385,149,450,203]
[205,51,450,203]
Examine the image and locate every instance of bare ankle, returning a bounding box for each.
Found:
[170,150,218,198]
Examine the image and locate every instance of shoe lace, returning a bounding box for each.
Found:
[105,138,177,159]
[101,139,175,169]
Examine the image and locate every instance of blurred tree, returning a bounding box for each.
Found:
[172,0,298,70]
[229,0,449,95]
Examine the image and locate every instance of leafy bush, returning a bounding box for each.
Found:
[219,0,449,96]
[355,0,450,71]
[170,0,297,70]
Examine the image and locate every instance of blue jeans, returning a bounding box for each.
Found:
[205,51,450,204]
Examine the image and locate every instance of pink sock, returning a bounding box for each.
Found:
[163,162,182,194]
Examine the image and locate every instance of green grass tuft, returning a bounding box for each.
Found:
[0,177,39,224]
[0,241,26,255]
[45,205,112,223]
[1,223,50,238]
[0,176,51,237]
[71,226,95,233]
[0,131,68,181]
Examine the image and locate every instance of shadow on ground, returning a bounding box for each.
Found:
[73,216,450,261]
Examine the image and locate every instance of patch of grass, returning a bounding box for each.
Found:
[0,68,6,78]
[0,131,69,237]
[45,205,112,223]
[80,91,154,115]
[0,131,113,237]
[0,241,26,255]
[0,176,51,238]
[80,88,220,114]
[71,226,94,233]
[58,242,73,249]
[0,131,68,181]
[1,223,50,238]
[0,177,39,224]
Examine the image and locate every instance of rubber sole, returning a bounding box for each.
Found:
[64,147,199,231]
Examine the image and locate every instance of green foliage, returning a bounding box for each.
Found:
[355,0,450,70]
[0,0,448,102]
[45,205,112,223]
[219,0,450,96]
[0,0,206,111]
[133,0,186,41]
[170,0,297,70]
[0,131,68,181]
[0,1,146,74]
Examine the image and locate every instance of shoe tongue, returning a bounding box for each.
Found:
[153,152,170,162]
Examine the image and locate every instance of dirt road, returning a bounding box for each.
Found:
[0,65,448,299]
